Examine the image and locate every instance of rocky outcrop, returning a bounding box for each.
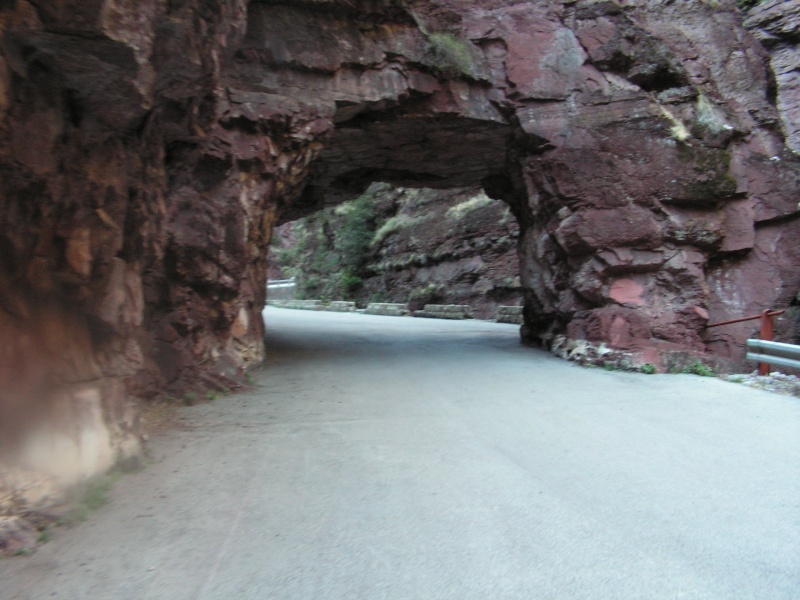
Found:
[0,0,264,519]
[3,0,800,526]
[509,1,800,364]
[368,188,522,317]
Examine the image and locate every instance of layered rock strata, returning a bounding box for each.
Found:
[746,0,800,153]
[2,0,800,520]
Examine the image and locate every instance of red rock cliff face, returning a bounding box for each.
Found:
[1,0,800,511]
[0,0,261,513]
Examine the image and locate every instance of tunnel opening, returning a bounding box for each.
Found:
[268,183,522,320]
[262,86,530,331]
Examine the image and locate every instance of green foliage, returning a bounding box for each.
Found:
[371,214,420,248]
[684,361,716,377]
[446,193,494,220]
[69,473,121,523]
[334,193,376,272]
[735,0,765,11]
[272,191,383,302]
[340,269,363,295]
[409,283,445,304]
[427,33,476,79]
[678,147,736,202]
[671,360,716,377]
[374,252,429,272]
[37,528,52,544]
[640,363,658,375]
[600,358,637,372]
[270,185,512,307]
[82,479,112,511]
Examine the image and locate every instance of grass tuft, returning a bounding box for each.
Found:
[640,363,658,375]
[69,473,121,523]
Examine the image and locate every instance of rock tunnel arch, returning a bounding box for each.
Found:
[270,181,524,317]
[3,0,800,522]
[227,0,799,378]
[268,97,524,315]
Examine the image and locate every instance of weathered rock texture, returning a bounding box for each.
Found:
[0,0,265,518]
[270,185,522,319]
[747,0,800,153]
[2,0,800,522]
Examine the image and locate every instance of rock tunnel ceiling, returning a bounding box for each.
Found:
[2,0,800,516]
[285,115,514,221]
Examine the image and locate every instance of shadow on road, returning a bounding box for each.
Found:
[262,307,541,369]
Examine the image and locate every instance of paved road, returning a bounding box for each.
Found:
[3,308,800,599]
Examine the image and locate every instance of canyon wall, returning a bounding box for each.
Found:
[0,0,266,519]
[2,0,800,524]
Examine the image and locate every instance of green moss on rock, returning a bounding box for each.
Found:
[426,32,479,79]
[677,146,737,203]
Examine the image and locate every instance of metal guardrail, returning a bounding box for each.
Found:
[267,278,296,286]
[706,308,787,375]
[746,339,800,372]
[266,278,296,301]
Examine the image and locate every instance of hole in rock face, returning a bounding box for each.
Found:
[628,64,686,93]
[63,89,84,128]
[765,68,779,107]
[268,183,522,321]
[268,109,526,323]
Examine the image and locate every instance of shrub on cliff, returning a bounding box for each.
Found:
[735,0,766,10]
[271,190,383,301]
[427,33,477,79]
[333,193,377,274]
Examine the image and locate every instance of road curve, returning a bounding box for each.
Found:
[3,307,799,599]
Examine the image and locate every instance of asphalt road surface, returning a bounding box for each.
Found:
[3,307,799,599]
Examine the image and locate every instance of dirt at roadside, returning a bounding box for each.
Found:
[722,371,800,398]
[139,400,185,436]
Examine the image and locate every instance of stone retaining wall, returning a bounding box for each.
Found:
[495,306,523,325]
[268,300,323,311]
[267,300,356,312]
[269,300,524,323]
[414,305,474,320]
[364,303,410,317]
[326,301,356,313]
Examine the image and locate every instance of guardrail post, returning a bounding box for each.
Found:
[759,309,774,376]
[707,308,788,375]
